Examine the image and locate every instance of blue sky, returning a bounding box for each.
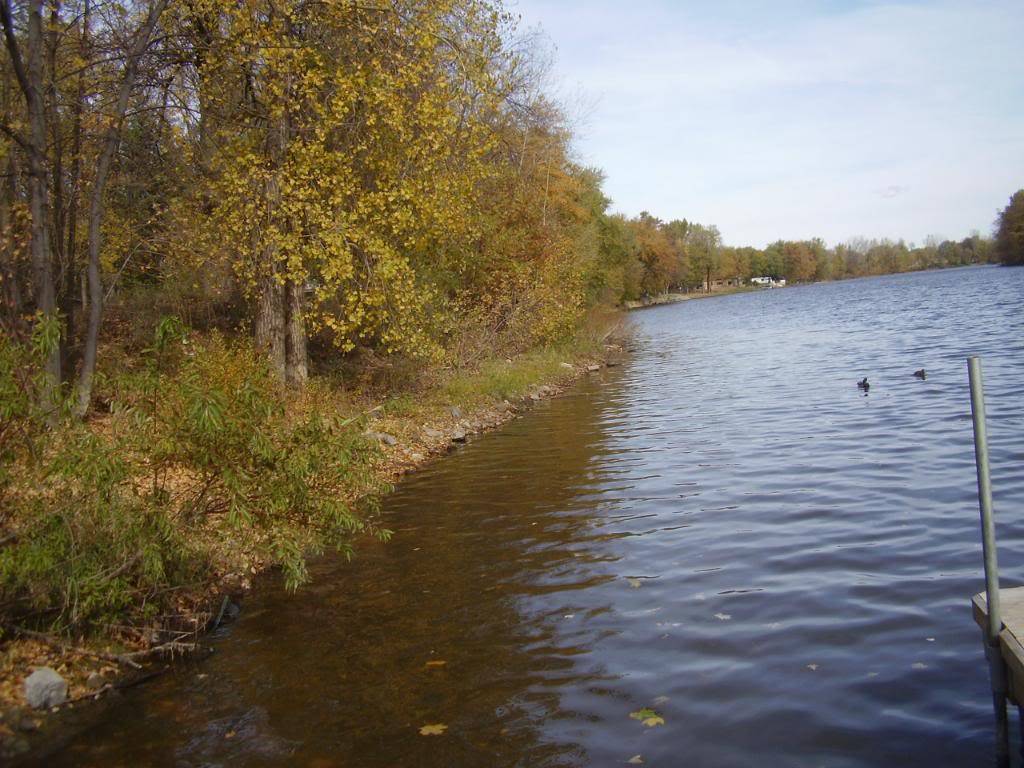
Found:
[509,0,1024,248]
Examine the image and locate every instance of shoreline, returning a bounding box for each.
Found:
[623,285,757,309]
[0,325,631,760]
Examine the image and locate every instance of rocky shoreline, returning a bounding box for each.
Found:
[0,339,629,760]
[623,285,755,310]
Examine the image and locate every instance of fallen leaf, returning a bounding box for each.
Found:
[627,578,642,589]
[713,613,731,621]
[419,724,448,736]
[806,663,818,671]
[627,755,644,765]
[629,708,664,727]
[225,730,236,739]
[425,660,447,668]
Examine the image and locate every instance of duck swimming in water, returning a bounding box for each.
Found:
[857,377,870,391]
[914,369,926,380]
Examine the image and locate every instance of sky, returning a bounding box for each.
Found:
[509,0,1024,248]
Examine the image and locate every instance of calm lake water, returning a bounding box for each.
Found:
[43,265,1024,767]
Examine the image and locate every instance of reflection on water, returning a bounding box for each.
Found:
[46,266,1024,767]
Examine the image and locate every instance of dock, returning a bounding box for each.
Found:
[974,589,1024,706]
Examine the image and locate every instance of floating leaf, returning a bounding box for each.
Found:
[627,578,642,589]
[713,613,731,621]
[627,756,644,765]
[629,708,664,727]
[419,724,448,736]
[806,663,818,671]
[425,660,447,668]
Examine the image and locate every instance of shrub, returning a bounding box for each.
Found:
[0,321,386,637]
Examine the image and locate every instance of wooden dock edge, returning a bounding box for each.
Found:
[974,591,1024,706]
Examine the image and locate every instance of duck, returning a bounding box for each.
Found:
[914,369,926,380]
[857,377,870,391]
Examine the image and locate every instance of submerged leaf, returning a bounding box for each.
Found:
[419,724,448,736]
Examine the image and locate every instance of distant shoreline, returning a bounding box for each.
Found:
[624,285,756,310]
[625,263,1003,311]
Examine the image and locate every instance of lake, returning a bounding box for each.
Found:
[44,265,1024,767]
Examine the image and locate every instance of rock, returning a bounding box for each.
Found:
[560,362,573,369]
[449,406,463,419]
[423,427,444,440]
[86,672,106,691]
[24,667,67,709]
[586,364,601,372]
[365,431,398,446]
[224,601,241,621]
[529,393,541,401]
[409,452,424,463]
[451,429,467,443]
[606,360,620,367]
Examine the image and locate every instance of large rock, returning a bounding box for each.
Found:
[24,667,67,709]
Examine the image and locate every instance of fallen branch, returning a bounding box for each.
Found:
[3,624,143,669]
[121,640,198,661]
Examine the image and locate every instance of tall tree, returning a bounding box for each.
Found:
[687,223,721,292]
[75,0,169,416]
[1,0,60,406]
[994,190,1024,266]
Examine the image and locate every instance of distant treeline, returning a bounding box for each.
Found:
[593,213,1002,301]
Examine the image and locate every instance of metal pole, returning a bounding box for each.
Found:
[970,356,1001,642]
[968,355,1009,766]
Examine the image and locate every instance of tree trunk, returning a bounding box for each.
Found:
[58,0,88,379]
[253,104,291,382]
[255,272,286,378]
[2,0,60,407]
[0,152,22,335]
[25,0,59,404]
[285,278,307,386]
[75,0,167,417]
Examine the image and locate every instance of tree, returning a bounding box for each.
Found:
[1,0,60,407]
[686,223,720,292]
[75,0,169,416]
[995,190,1024,266]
